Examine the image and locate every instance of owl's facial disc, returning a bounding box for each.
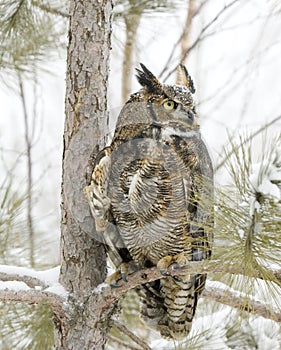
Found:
[161,98,198,128]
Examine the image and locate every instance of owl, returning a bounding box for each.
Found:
[85,64,213,339]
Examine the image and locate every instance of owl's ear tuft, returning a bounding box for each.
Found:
[135,63,163,94]
[177,64,196,94]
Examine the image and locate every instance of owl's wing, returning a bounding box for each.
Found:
[85,147,111,232]
[185,137,214,262]
[85,147,131,269]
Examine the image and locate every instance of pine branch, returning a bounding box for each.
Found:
[111,319,153,350]
[0,265,66,321]
[95,261,281,325]
[108,334,144,350]
[0,260,280,342]
[103,262,281,299]
[0,271,46,289]
[31,0,69,18]
[203,285,281,322]
[215,115,281,171]
[0,288,65,319]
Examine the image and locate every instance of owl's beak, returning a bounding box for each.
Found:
[193,117,200,128]
[177,106,199,129]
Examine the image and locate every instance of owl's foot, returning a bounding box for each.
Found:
[105,262,137,288]
[157,253,189,281]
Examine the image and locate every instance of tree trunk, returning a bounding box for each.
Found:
[56,0,114,348]
[122,10,141,103]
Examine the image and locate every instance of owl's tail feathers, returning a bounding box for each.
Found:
[137,281,165,329]
[160,274,207,339]
[137,274,206,339]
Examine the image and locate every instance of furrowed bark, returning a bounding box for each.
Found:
[57,0,114,348]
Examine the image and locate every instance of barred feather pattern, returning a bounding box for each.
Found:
[86,64,213,339]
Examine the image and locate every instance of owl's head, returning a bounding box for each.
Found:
[132,63,198,130]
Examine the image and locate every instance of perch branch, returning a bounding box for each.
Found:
[1,261,280,329]
[106,262,281,299]
[97,261,281,324]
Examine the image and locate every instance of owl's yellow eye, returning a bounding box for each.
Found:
[163,100,175,111]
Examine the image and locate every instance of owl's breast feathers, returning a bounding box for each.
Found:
[104,122,213,264]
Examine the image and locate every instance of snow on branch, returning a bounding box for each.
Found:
[249,138,281,203]
[0,264,67,318]
[0,264,61,286]
[1,261,280,325]
[0,288,65,318]
[203,282,281,323]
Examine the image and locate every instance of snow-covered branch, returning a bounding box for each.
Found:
[0,266,46,289]
[0,288,65,319]
[0,264,63,288]
[1,260,280,332]
[203,283,281,323]
[0,264,67,319]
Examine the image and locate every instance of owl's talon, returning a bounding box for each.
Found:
[158,253,189,278]
[171,263,181,270]
[172,276,183,282]
[121,273,127,282]
[160,270,170,277]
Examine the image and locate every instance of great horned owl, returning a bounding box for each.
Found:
[85,64,213,339]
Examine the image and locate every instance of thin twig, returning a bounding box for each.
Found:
[215,115,281,171]
[160,0,240,81]
[178,0,196,68]
[203,285,281,322]
[31,0,69,18]
[108,334,143,350]
[111,319,153,350]
[18,75,35,267]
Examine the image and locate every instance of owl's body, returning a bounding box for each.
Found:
[86,64,213,339]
